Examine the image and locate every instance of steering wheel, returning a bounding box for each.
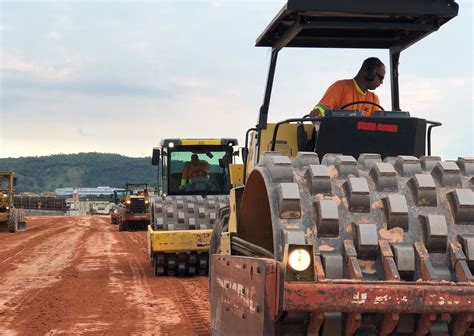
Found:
[339,100,385,111]
[183,175,215,192]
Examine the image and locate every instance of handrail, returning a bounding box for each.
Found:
[425,120,442,156]
[243,127,257,185]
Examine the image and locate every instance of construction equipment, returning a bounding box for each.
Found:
[110,189,126,224]
[209,1,474,335]
[148,138,243,276]
[0,171,26,232]
[117,183,150,231]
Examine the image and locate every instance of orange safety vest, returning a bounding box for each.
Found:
[316,79,381,117]
[182,162,208,181]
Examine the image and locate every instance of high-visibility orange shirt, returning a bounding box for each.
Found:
[317,79,381,117]
[182,162,208,181]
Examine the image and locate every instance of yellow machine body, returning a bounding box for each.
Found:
[149,138,243,276]
[148,225,212,254]
[0,171,15,222]
[245,123,312,179]
[117,184,151,231]
[0,171,26,232]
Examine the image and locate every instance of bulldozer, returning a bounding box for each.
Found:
[117,183,150,231]
[0,171,26,232]
[147,138,243,276]
[209,1,474,335]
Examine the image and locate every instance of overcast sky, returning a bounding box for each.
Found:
[1,0,473,159]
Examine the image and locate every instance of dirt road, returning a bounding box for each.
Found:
[0,216,210,335]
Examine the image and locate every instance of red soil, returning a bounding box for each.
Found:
[0,216,210,335]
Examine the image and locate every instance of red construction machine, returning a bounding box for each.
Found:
[209,1,474,335]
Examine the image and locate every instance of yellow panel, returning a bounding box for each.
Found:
[245,130,258,179]
[259,123,314,158]
[181,139,221,145]
[229,164,243,186]
[147,224,153,256]
[228,189,237,233]
[228,186,244,233]
[149,226,212,253]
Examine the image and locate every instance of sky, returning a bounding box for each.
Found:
[0,0,473,159]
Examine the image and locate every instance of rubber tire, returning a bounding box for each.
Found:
[236,153,474,335]
[118,219,128,231]
[153,254,158,276]
[209,206,230,287]
[7,208,18,233]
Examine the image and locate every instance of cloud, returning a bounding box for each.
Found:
[1,1,471,160]
[46,31,62,41]
[399,76,473,157]
[77,128,94,137]
[2,73,171,99]
[400,76,468,110]
[1,53,74,81]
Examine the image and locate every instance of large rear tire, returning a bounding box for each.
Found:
[7,208,18,233]
[234,153,474,335]
[118,219,128,231]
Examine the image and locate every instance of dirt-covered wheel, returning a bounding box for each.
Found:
[226,152,474,335]
[153,253,164,276]
[118,218,128,231]
[7,208,18,233]
[209,206,230,256]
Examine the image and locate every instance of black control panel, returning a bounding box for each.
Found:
[315,116,426,159]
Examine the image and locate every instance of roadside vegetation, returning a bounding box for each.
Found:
[0,153,156,192]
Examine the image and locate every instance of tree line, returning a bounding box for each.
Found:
[0,152,157,193]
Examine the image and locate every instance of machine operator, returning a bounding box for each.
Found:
[310,57,385,117]
[180,154,209,189]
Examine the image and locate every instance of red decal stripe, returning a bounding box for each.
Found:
[357,122,376,131]
[377,123,398,133]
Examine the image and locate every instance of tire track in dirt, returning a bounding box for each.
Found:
[0,218,75,273]
[110,229,187,334]
[161,277,211,336]
[1,217,142,335]
[0,216,212,335]
[0,217,91,335]
[111,228,211,335]
[39,216,143,335]
[0,216,71,249]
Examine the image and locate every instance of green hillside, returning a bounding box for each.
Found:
[0,152,156,193]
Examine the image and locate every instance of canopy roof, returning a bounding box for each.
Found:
[256,0,458,51]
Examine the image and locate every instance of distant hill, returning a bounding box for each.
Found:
[0,152,157,193]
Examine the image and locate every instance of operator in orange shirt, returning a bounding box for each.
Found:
[180,154,209,189]
[310,57,385,117]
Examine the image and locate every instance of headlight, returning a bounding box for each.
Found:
[145,200,149,204]
[168,142,174,148]
[288,249,311,272]
[2,194,7,198]
[6,206,9,210]
[113,209,117,213]
[126,200,131,204]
